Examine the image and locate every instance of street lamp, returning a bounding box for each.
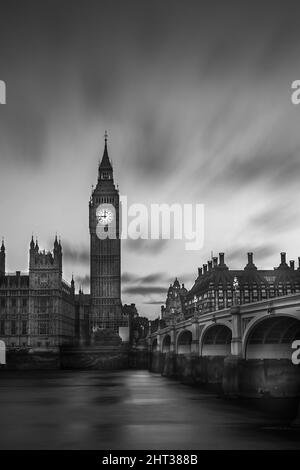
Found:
[233,276,239,306]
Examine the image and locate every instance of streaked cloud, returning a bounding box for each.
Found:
[1,0,300,319]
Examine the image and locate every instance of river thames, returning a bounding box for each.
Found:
[0,370,299,449]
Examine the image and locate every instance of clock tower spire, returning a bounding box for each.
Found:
[89,133,124,333]
[98,130,113,181]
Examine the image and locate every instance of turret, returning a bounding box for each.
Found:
[54,234,59,252]
[56,237,62,272]
[30,235,35,252]
[0,239,5,276]
[53,235,62,271]
[71,274,75,295]
[29,236,36,269]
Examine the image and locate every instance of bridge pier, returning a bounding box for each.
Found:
[223,357,300,399]
[149,297,300,422]
[162,351,177,377]
[292,401,300,427]
[230,306,243,356]
[191,320,200,355]
[222,356,244,396]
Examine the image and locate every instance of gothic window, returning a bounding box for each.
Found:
[38,314,49,335]
[40,298,47,312]
[0,320,4,335]
[11,320,16,335]
[22,321,27,335]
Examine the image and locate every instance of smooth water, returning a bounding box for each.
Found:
[0,370,299,449]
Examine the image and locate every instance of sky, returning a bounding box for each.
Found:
[1,0,300,318]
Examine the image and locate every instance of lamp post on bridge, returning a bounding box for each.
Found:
[190,295,200,355]
[233,276,239,307]
[230,276,242,357]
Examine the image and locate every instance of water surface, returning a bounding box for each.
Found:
[0,370,299,449]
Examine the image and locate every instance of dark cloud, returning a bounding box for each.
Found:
[122,271,167,284]
[0,78,48,164]
[122,285,166,296]
[132,113,180,180]
[122,270,169,304]
[124,238,168,254]
[249,203,298,234]
[226,244,278,265]
[62,242,89,265]
[224,148,300,189]
[1,0,300,320]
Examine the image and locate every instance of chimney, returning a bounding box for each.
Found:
[280,252,286,265]
[208,260,212,272]
[198,267,202,277]
[213,257,218,268]
[203,264,207,273]
[290,260,295,270]
[219,253,225,265]
[247,252,253,264]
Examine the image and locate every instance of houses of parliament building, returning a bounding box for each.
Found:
[1,136,300,352]
[0,137,129,352]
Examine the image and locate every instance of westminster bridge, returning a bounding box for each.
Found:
[147,294,300,400]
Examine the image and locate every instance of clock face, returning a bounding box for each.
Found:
[96,208,114,225]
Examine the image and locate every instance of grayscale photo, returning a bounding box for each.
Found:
[0,0,300,456]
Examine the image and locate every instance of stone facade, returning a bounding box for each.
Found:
[185,252,300,317]
[0,139,131,360]
[0,237,75,352]
[161,278,187,322]
[158,252,300,325]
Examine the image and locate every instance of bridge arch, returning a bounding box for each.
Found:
[176,330,192,354]
[243,314,300,360]
[0,340,6,365]
[162,334,171,353]
[200,323,232,356]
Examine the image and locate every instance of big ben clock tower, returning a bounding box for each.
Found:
[89,133,123,332]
